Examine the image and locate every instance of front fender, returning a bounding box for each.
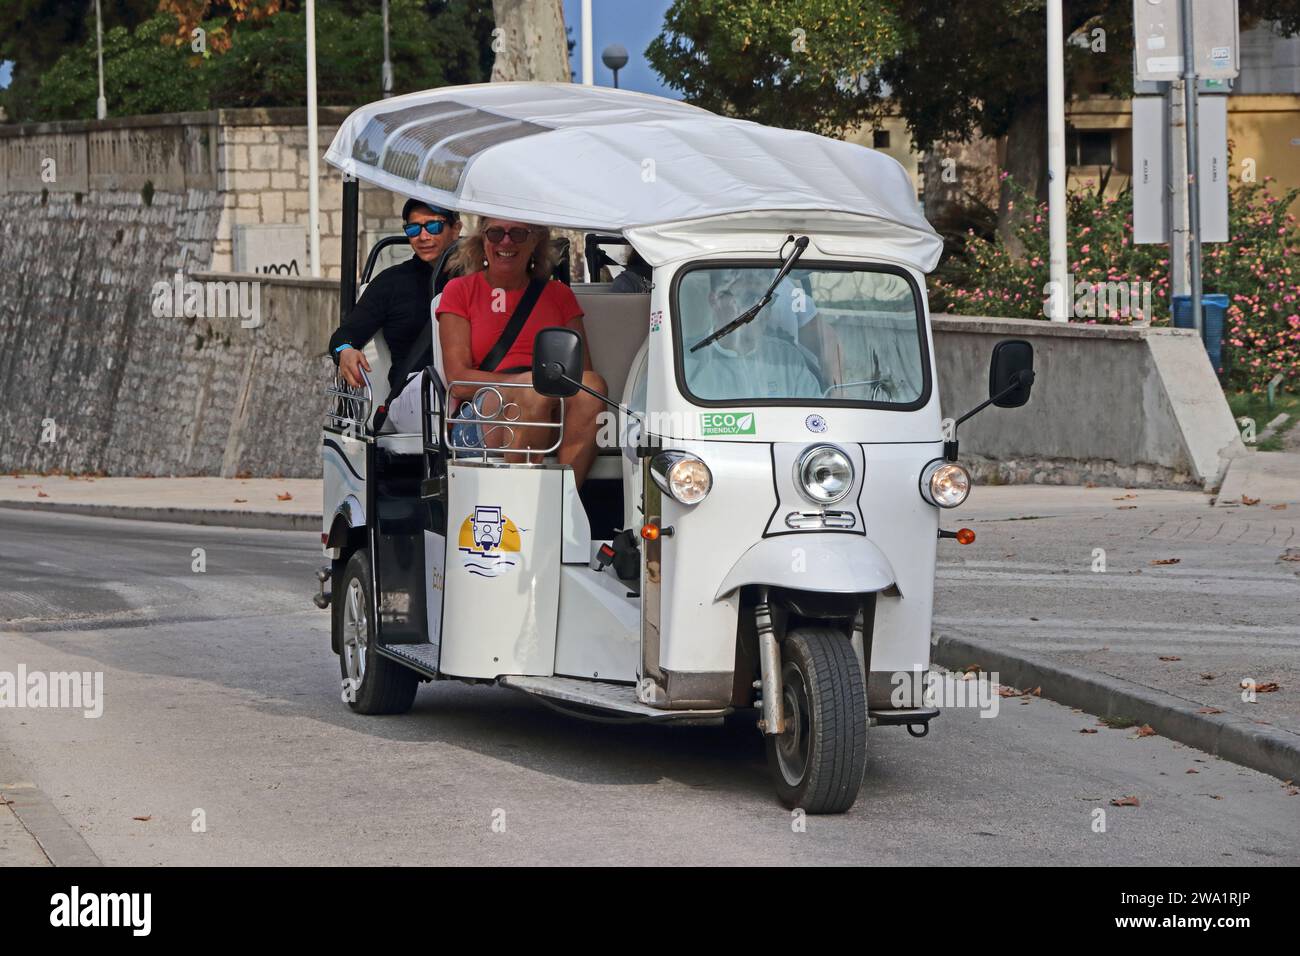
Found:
[714,533,898,601]
[325,495,365,549]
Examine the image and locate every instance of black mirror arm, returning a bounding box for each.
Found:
[945,370,1036,462]
[544,363,641,420]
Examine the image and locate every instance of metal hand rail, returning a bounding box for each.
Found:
[325,369,373,440]
[445,380,564,463]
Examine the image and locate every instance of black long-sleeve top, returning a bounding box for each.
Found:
[328,254,454,392]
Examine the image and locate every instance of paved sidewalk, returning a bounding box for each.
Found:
[0,476,322,531]
[935,464,1300,780]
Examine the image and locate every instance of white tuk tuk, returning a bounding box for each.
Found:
[315,83,1035,813]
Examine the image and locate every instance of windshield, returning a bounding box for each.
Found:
[674,264,928,407]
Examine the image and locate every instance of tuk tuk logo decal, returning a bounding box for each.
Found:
[649,310,663,333]
[457,505,524,577]
[700,412,756,436]
[805,414,827,433]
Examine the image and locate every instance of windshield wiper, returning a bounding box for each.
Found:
[689,235,810,353]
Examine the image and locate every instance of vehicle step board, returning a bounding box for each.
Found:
[377,643,440,677]
[499,675,729,722]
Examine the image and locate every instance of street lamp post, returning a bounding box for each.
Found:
[306,0,321,278]
[581,0,594,85]
[601,44,628,89]
[94,0,107,120]
[1046,0,1068,322]
[381,0,393,98]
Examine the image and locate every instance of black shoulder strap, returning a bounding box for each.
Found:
[375,276,546,429]
[479,278,546,373]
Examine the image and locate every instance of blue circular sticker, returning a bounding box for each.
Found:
[805,414,827,433]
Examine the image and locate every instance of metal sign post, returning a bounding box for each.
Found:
[1181,0,1204,336]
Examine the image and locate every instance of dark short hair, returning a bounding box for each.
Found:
[402,198,458,223]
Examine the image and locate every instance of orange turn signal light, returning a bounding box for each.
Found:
[955,528,976,545]
[640,523,660,541]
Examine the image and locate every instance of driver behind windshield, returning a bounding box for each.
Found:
[684,269,824,401]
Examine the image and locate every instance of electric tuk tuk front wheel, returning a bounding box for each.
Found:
[764,627,867,814]
[334,549,418,715]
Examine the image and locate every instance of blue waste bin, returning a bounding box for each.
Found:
[1172,293,1230,374]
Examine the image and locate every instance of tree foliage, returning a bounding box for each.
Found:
[12,0,495,121]
[645,0,901,137]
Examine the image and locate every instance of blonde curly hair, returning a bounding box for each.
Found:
[449,216,556,281]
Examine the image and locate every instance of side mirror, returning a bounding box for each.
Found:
[532,327,584,398]
[988,339,1035,408]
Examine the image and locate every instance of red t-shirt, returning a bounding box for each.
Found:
[436,273,583,372]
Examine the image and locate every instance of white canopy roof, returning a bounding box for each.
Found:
[324,82,942,272]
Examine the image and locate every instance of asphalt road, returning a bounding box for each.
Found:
[1,508,1297,866]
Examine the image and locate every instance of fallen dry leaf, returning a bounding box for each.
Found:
[962,664,983,674]
[1117,505,1138,510]
[277,492,294,501]
[1286,787,1299,796]
[235,469,252,480]
[1079,728,1098,734]
[1110,795,1140,807]
[132,815,152,822]
[1271,503,1288,510]
[1150,558,1181,566]
[1158,655,1182,661]
[1200,673,1215,680]
[1198,706,1223,715]
[1280,549,1300,562]
[1186,768,1199,774]
[1241,495,1260,506]
[233,498,248,503]
[1113,493,1137,500]
[36,491,48,498]
[1136,724,1158,737]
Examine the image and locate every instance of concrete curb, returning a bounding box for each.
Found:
[1,783,102,867]
[0,501,320,532]
[932,632,1300,784]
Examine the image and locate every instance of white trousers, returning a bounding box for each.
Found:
[383,373,435,434]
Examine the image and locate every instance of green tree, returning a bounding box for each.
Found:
[648,0,1300,248]
[33,14,212,119]
[0,1,157,121]
[645,0,902,137]
[19,0,495,120]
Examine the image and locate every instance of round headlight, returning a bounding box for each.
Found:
[650,451,712,504]
[796,445,854,505]
[921,460,971,508]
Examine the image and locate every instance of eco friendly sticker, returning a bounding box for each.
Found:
[700,411,756,436]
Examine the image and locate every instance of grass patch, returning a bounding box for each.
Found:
[1226,390,1300,452]
[1099,715,1138,730]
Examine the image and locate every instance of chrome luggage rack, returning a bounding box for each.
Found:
[443,380,564,464]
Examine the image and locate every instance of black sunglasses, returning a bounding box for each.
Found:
[484,226,534,244]
[404,220,448,238]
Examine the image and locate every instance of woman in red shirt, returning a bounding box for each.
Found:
[438,218,608,485]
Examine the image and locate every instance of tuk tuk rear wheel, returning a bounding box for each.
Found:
[764,627,867,814]
[334,549,418,715]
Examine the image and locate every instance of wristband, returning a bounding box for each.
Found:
[333,344,353,354]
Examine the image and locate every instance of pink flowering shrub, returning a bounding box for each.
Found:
[931,177,1300,392]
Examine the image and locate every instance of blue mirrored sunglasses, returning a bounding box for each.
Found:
[403,220,448,238]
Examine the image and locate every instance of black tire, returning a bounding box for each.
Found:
[764,627,867,814]
[334,549,418,715]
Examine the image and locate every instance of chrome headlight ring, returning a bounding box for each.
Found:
[794,444,854,506]
[650,450,713,505]
[919,459,971,508]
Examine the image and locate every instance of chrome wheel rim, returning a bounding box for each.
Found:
[775,661,811,787]
[342,578,368,685]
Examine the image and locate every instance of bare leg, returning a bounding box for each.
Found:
[559,371,607,486]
